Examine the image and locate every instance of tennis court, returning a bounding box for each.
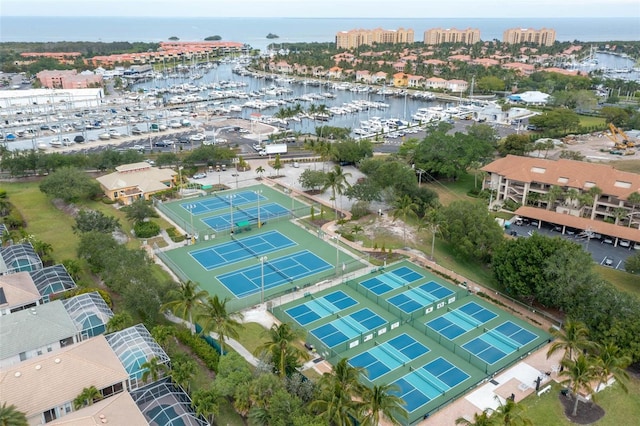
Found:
[201,202,289,231]
[189,230,296,270]
[359,266,424,296]
[216,250,332,298]
[391,357,471,412]
[349,333,430,381]
[285,291,359,326]
[462,321,538,364]
[387,281,455,314]
[426,302,498,340]
[310,308,388,348]
[180,191,266,215]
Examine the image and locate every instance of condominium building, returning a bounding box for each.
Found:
[423,28,481,45]
[503,28,556,46]
[482,155,640,245]
[336,27,414,49]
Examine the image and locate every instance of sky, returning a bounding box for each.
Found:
[2,0,639,18]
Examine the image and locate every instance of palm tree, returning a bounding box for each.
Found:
[612,207,628,226]
[587,186,602,219]
[196,295,244,355]
[560,354,598,417]
[359,383,407,426]
[254,323,310,378]
[418,208,442,260]
[310,358,366,426]
[455,410,495,426]
[255,166,265,180]
[593,342,631,393]
[626,192,640,228]
[161,280,207,333]
[545,185,563,210]
[141,356,168,383]
[170,354,196,393]
[547,319,593,361]
[0,402,28,426]
[351,224,364,238]
[191,388,220,425]
[106,311,133,333]
[392,195,419,243]
[564,188,580,208]
[73,386,102,410]
[491,395,532,425]
[323,165,351,219]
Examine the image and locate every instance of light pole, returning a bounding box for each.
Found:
[416,168,425,186]
[254,190,262,228]
[187,203,196,244]
[178,166,183,197]
[227,194,237,235]
[260,256,268,304]
[333,236,340,277]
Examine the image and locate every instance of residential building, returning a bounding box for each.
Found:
[95,162,177,205]
[335,27,414,49]
[503,28,556,46]
[424,28,481,45]
[36,70,103,89]
[0,272,43,316]
[48,392,147,426]
[0,335,129,424]
[0,300,79,368]
[481,155,640,245]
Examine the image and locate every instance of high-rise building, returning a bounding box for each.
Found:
[423,28,481,45]
[502,28,556,46]
[336,28,414,49]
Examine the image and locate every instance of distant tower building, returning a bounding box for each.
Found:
[503,28,556,46]
[336,27,414,49]
[423,28,481,45]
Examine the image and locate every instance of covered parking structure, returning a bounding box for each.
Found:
[514,206,640,246]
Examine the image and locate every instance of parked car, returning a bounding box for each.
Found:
[154,140,173,147]
[192,172,206,179]
[602,237,614,245]
[604,257,614,267]
[619,239,631,248]
[73,135,85,143]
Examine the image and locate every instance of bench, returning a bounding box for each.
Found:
[537,384,552,396]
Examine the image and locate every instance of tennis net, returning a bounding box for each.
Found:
[379,343,408,366]
[450,308,481,328]
[487,329,519,350]
[232,235,259,257]
[413,367,448,393]
[264,258,292,284]
[339,316,366,335]
[215,193,231,205]
[313,297,335,315]
[236,205,257,221]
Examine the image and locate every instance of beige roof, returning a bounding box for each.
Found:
[515,206,640,242]
[96,164,176,194]
[48,392,147,426]
[482,155,640,200]
[0,335,129,419]
[0,272,41,309]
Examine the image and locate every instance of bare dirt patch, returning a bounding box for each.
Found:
[538,132,638,163]
[559,393,605,424]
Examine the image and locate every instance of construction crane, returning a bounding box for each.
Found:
[606,123,636,149]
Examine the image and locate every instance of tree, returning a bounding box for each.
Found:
[491,395,532,425]
[624,251,640,274]
[191,387,220,424]
[332,139,373,164]
[255,166,265,180]
[161,280,207,333]
[141,356,168,383]
[0,402,28,426]
[170,353,196,392]
[440,201,504,262]
[272,154,283,176]
[39,167,102,202]
[476,75,505,93]
[529,109,580,133]
[419,208,443,261]
[560,354,598,417]
[254,323,310,378]
[73,386,102,410]
[392,195,418,243]
[455,410,494,426]
[196,295,244,355]
[497,134,534,157]
[593,342,631,393]
[547,319,593,362]
[626,192,640,228]
[323,165,351,218]
[121,199,158,223]
[359,383,407,426]
[106,311,133,332]
[299,169,327,192]
[73,209,120,234]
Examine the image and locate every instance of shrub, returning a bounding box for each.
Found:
[350,200,370,220]
[134,221,161,238]
[166,227,186,242]
[101,196,117,205]
[173,327,220,372]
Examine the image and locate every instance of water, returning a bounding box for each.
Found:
[1,17,639,52]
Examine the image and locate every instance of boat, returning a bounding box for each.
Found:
[50,138,63,147]
[98,132,111,141]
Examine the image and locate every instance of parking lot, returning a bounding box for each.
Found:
[506,220,637,270]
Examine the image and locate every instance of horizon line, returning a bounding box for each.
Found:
[2,15,636,19]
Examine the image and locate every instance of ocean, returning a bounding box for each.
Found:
[1,16,639,51]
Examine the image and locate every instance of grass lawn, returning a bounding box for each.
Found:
[594,266,640,298]
[235,321,269,355]
[578,115,607,128]
[607,159,640,174]
[523,378,640,426]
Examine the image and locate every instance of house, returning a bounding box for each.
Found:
[508,91,550,105]
[481,155,640,245]
[48,392,148,426]
[95,162,176,205]
[446,79,469,93]
[0,272,43,315]
[408,75,425,88]
[392,72,409,88]
[0,300,80,368]
[372,71,388,84]
[355,70,372,83]
[424,77,447,90]
[0,335,129,424]
[327,66,343,79]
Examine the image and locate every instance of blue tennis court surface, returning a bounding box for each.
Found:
[217,250,332,298]
[310,308,387,348]
[387,281,455,314]
[391,357,470,412]
[462,321,538,364]
[349,334,430,381]
[359,266,424,295]
[190,230,295,270]
[286,291,358,326]
[426,302,498,340]
[202,203,289,231]
[181,191,266,215]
